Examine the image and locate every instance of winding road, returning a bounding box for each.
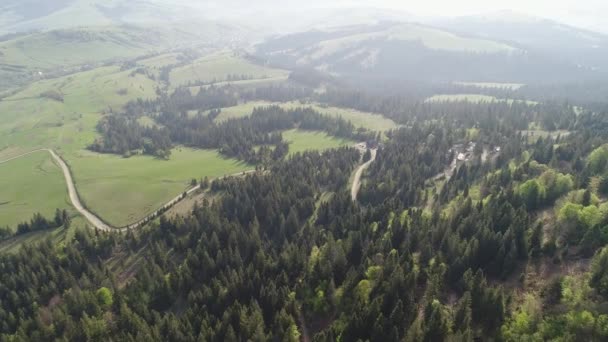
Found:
[0,149,254,232]
[1,149,116,231]
[351,148,377,201]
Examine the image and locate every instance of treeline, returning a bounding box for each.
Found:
[93,99,368,163]
[0,209,70,241]
[89,115,172,158]
[0,149,360,340]
[318,88,577,130]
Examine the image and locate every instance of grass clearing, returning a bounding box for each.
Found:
[302,23,517,64]
[283,129,355,156]
[0,151,68,229]
[0,29,144,70]
[0,65,156,155]
[68,148,251,227]
[453,81,524,90]
[169,51,289,88]
[137,53,182,68]
[214,101,398,131]
[425,94,537,105]
[0,63,251,228]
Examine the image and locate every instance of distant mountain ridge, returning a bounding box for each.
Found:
[432,11,608,72]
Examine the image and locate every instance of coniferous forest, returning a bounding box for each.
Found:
[5,2,608,341]
[4,79,608,341]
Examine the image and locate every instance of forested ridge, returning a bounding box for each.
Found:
[5,79,608,341]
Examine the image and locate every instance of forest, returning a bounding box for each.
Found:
[90,85,369,163]
[3,78,608,341]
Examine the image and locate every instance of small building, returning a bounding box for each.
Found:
[457,153,466,161]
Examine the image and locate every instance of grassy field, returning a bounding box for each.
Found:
[68,148,251,227]
[0,62,252,228]
[137,53,182,68]
[214,101,398,131]
[170,51,289,87]
[0,152,68,229]
[283,129,355,155]
[302,23,516,64]
[0,65,157,157]
[0,29,147,69]
[189,76,289,94]
[426,94,538,105]
[453,81,524,90]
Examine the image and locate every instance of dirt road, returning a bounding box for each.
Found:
[0,149,113,231]
[1,149,255,232]
[351,149,377,201]
[47,149,116,231]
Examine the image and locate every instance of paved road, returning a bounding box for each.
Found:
[351,149,377,201]
[0,149,255,232]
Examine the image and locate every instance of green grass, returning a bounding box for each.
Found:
[0,26,161,71]
[388,24,516,53]
[68,148,251,227]
[169,51,289,88]
[0,65,156,156]
[137,53,181,68]
[189,76,289,94]
[453,81,524,90]
[0,63,251,228]
[214,101,398,131]
[304,23,516,64]
[0,152,68,229]
[283,129,355,156]
[426,94,538,105]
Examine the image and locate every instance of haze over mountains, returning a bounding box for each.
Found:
[1,0,608,86]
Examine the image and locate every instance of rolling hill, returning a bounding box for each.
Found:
[434,10,608,74]
[256,21,607,85]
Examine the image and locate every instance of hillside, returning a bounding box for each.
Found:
[256,21,605,84]
[0,23,246,91]
[0,0,200,33]
[3,3,608,341]
[434,10,608,73]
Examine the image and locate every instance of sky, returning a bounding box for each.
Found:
[381,0,606,30]
[212,0,608,33]
[347,0,608,32]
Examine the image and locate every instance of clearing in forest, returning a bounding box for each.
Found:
[213,101,398,131]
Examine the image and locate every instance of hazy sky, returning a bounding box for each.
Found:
[226,0,607,32]
[193,0,608,33]
[339,0,608,32]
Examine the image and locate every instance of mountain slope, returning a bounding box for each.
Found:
[257,22,601,84]
[434,11,608,72]
[0,0,213,33]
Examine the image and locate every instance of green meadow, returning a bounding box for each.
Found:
[453,81,524,90]
[214,101,398,131]
[283,129,355,156]
[0,151,68,229]
[169,51,289,87]
[0,50,366,230]
[69,148,251,227]
[0,62,250,227]
[426,94,538,105]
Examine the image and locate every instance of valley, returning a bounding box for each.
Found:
[1,2,608,341]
